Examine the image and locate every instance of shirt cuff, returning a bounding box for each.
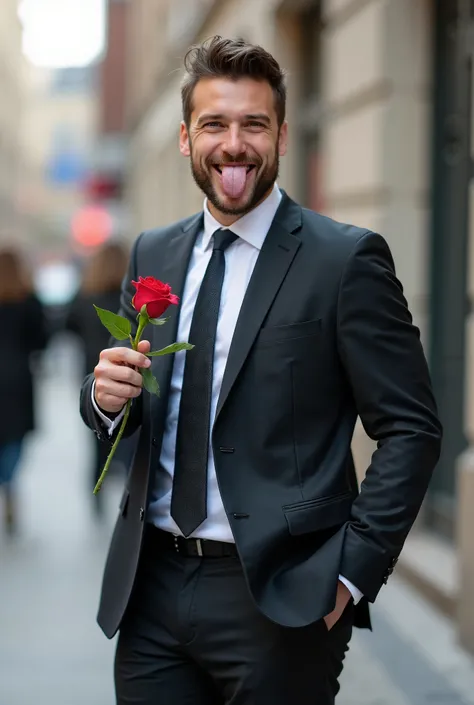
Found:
[338,574,363,604]
[91,381,126,436]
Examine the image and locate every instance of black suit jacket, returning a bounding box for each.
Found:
[80,192,442,639]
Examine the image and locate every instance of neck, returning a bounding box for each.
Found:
[208,185,274,226]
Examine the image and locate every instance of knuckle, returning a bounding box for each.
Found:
[95,379,106,395]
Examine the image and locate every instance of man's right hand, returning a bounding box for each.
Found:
[93,340,151,414]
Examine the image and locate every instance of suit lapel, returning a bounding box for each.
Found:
[215,193,302,420]
[150,213,203,405]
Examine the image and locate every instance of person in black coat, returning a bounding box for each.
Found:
[0,248,48,535]
[66,241,130,516]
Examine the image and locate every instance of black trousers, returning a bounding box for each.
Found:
[115,527,353,705]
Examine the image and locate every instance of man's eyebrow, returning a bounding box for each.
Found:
[196,114,225,126]
[245,113,271,124]
[195,113,272,126]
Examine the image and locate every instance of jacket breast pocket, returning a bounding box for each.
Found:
[283,491,354,535]
[255,318,322,347]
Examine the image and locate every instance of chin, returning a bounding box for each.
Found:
[215,194,254,216]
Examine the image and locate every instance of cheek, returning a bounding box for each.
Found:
[192,134,221,159]
[250,136,277,160]
[191,147,210,168]
[191,134,218,157]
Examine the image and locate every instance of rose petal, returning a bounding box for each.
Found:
[131,277,179,315]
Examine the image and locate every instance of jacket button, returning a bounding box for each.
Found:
[152,437,157,447]
[139,507,145,521]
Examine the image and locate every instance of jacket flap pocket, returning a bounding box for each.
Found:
[283,492,353,536]
[119,489,130,516]
[256,318,322,345]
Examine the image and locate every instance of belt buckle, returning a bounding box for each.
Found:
[195,538,203,557]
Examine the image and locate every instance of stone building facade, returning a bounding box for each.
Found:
[0,0,27,243]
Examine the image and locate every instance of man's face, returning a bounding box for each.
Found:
[180,77,287,222]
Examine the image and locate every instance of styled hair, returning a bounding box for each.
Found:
[181,35,287,127]
[81,241,129,295]
[0,248,32,303]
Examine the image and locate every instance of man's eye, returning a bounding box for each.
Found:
[203,122,222,128]
[246,122,266,128]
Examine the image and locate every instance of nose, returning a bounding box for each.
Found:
[222,124,245,158]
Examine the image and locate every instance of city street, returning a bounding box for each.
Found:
[1,339,474,705]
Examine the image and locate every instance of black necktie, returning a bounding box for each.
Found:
[171,228,238,537]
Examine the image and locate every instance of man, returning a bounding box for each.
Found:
[80,36,442,705]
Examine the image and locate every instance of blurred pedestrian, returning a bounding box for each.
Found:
[66,241,131,516]
[0,247,48,536]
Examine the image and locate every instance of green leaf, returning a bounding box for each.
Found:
[149,316,170,326]
[146,342,194,357]
[141,367,160,396]
[93,306,131,340]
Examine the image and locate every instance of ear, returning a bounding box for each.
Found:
[179,122,191,157]
[278,121,288,157]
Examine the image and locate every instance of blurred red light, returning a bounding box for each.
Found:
[71,205,113,247]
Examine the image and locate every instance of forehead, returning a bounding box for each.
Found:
[190,77,276,122]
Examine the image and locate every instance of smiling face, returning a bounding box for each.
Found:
[180,77,288,225]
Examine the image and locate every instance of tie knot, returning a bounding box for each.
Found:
[213,229,238,252]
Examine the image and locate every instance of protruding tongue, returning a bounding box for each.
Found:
[221,166,247,199]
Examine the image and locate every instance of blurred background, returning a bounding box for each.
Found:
[0,0,474,703]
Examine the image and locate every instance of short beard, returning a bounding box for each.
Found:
[190,147,280,217]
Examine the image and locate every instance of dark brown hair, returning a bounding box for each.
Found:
[181,36,287,127]
[81,241,129,295]
[0,248,32,303]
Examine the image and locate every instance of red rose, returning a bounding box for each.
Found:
[131,276,179,318]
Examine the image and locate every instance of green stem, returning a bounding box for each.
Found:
[93,311,149,495]
[93,399,131,494]
[134,314,147,349]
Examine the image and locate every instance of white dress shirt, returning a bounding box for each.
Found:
[92,184,362,604]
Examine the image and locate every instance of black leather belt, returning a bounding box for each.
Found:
[148,525,238,558]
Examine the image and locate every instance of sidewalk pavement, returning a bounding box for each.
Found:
[1,338,474,705]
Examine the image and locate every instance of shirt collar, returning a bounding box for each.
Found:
[202,183,282,251]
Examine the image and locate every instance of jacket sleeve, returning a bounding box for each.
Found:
[337,231,442,602]
[79,234,144,442]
